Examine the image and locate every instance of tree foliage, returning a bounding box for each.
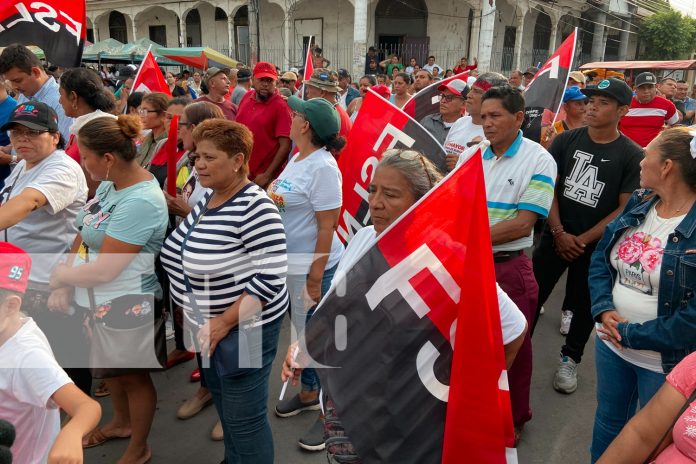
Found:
[639,10,696,60]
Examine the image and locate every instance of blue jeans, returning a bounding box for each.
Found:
[202,317,282,464]
[591,340,666,463]
[286,264,337,392]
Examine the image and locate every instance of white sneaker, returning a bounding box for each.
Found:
[540,306,545,315]
[560,310,573,335]
[165,320,175,341]
[553,355,578,394]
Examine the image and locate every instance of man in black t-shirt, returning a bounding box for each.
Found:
[531,78,643,394]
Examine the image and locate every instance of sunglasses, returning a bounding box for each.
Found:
[395,150,433,189]
[438,93,464,102]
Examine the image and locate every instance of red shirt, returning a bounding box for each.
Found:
[235,90,292,178]
[452,64,477,75]
[65,135,82,164]
[195,95,238,121]
[336,104,352,151]
[619,95,679,148]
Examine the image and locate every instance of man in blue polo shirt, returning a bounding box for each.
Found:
[479,85,557,445]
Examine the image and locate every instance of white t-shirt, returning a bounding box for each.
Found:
[599,207,684,373]
[423,63,443,75]
[267,148,345,275]
[444,116,485,158]
[0,317,72,464]
[0,151,87,284]
[327,226,527,344]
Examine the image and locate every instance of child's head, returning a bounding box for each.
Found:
[0,243,30,332]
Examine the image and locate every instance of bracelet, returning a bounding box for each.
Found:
[550,225,565,236]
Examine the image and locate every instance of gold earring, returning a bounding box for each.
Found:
[105,166,110,181]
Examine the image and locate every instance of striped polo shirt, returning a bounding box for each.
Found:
[619,95,679,148]
[483,131,557,252]
[160,183,289,329]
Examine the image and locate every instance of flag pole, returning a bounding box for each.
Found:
[301,35,313,101]
[130,44,153,90]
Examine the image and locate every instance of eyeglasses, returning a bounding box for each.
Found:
[395,150,433,190]
[291,110,306,120]
[138,108,159,116]
[9,128,50,140]
[438,93,464,102]
[280,79,295,84]
[178,121,193,128]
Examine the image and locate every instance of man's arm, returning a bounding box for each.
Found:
[254,137,291,188]
[577,192,632,245]
[489,210,539,245]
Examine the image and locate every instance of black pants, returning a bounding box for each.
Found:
[532,233,597,364]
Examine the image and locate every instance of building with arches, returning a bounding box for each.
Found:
[86,0,644,79]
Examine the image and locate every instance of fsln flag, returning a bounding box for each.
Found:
[0,1,86,67]
[305,151,515,464]
[336,89,447,244]
[402,71,469,122]
[522,28,578,142]
[132,49,171,96]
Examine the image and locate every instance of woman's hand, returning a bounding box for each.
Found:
[597,310,628,350]
[303,276,322,308]
[554,233,586,261]
[281,342,304,385]
[48,287,74,314]
[164,192,192,218]
[198,316,235,358]
[49,264,70,289]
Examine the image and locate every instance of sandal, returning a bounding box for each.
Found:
[82,427,130,449]
[94,381,110,398]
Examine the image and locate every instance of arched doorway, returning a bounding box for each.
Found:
[375,0,428,65]
[109,11,128,43]
[186,9,202,47]
[532,13,552,66]
[234,6,249,64]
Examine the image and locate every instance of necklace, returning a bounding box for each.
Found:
[656,197,696,218]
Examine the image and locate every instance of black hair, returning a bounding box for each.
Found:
[481,85,525,114]
[395,72,412,85]
[169,96,192,107]
[60,68,115,112]
[360,75,378,86]
[309,126,346,154]
[127,91,144,110]
[0,44,42,74]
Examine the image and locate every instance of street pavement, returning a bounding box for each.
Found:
[85,273,598,463]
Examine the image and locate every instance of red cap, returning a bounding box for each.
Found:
[253,62,278,80]
[0,242,31,294]
[371,84,391,100]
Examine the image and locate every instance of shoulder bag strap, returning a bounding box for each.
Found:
[3,166,24,243]
[643,387,696,464]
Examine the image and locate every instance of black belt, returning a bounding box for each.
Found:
[493,250,524,263]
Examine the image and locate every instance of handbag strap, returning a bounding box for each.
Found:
[644,386,696,463]
[83,242,97,311]
[179,195,212,329]
[3,165,24,243]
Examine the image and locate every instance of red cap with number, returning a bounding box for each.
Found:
[0,242,31,293]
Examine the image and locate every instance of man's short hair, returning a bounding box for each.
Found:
[660,77,677,84]
[481,85,526,114]
[677,79,687,84]
[0,43,42,75]
[428,55,435,60]
[476,71,509,89]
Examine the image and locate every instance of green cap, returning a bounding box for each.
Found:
[287,96,340,143]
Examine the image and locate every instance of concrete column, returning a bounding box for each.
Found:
[352,0,368,81]
[477,0,496,71]
[248,0,258,65]
[228,15,236,58]
[591,8,607,62]
[618,19,630,60]
[179,17,187,47]
[514,12,525,71]
[469,7,481,62]
[130,16,138,41]
[283,11,291,70]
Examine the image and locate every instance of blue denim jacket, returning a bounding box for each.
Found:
[589,189,696,373]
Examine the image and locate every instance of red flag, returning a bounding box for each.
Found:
[305,152,515,463]
[336,89,446,243]
[522,28,578,142]
[300,36,314,100]
[403,71,469,122]
[0,1,86,66]
[132,49,171,96]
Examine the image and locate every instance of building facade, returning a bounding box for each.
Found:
[86,0,642,79]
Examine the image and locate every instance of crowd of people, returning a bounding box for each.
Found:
[0,38,696,464]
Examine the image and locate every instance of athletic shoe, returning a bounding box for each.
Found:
[274,393,321,418]
[553,355,578,394]
[540,306,545,315]
[298,417,326,451]
[560,310,573,335]
[165,320,175,340]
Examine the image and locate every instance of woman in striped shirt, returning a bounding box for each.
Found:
[160,119,288,464]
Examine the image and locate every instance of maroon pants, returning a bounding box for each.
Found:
[494,253,539,428]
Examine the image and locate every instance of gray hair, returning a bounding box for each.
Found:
[476,71,508,88]
[378,149,444,199]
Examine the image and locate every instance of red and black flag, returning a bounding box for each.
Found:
[402,71,469,122]
[336,89,446,243]
[305,152,516,463]
[0,1,86,67]
[522,28,578,143]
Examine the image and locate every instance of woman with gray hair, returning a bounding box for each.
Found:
[281,148,528,463]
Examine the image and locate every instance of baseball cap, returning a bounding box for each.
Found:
[306,68,339,92]
[287,96,340,143]
[337,68,351,79]
[568,71,586,85]
[253,61,278,80]
[438,78,468,97]
[635,72,657,87]
[203,67,231,84]
[371,84,391,99]
[0,242,31,294]
[1,101,59,132]
[581,78,633,106]
[280,71,298,82]
[524,66,539,77]
[237,68,252,82]
[563,86,588,103]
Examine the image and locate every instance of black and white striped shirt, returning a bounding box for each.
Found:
[160,183,289,328]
